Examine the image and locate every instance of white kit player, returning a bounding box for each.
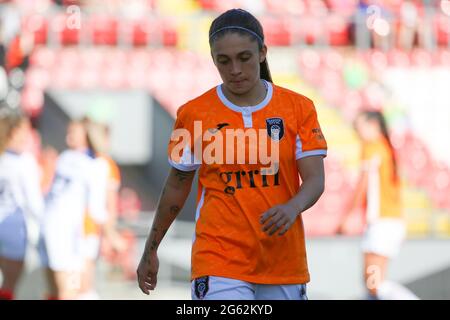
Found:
[41,120,108,300]
[0,106,44,300]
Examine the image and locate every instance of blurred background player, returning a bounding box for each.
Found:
[78,118,126,300]
[41,119,108,300]
[337,110,419,300]
[0,103,43,300]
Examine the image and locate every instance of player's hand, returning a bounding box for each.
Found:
[108,231,127,253]
[137,250,159,295]
[260,203,299,236]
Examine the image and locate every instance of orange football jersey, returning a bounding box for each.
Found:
[84,155,121,236]
[168,81,327,284]
[362,138,402,222]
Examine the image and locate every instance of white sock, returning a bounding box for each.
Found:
[377,281,420,300]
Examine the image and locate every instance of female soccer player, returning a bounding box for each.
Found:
[0,105,44,300]
[137,9,327,300]
[337,110,418,300]
[79,120,125,300]
[41,120,109,299]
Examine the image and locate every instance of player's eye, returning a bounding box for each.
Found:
[217,58,229,65]
[240,56,251,62]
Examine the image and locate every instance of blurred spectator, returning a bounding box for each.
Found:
[0,1,21,46]
[118,187,141,221]
[351,0,372,49]
[398,0,420,50]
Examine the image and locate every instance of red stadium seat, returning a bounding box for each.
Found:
[264,0,306,15]
[21,86,44,117]
[52,14,81,46]
[300,16,324,45]
[124,19,152,46]
[327,14,350,46]
[197,0,219,10]
[161,22,178,47]
[22,15,48,45]
[260,17,291,46]
[90,16,119,46]
[435,14,450,46]
[325,0,358,17]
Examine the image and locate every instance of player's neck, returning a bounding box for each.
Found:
[222,79,267,107]
[5,141,23,154]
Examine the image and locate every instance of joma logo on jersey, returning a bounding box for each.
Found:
[170,121,280,175]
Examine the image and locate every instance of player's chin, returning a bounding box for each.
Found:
[226,81,251,95]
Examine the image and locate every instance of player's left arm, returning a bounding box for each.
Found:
[260,156,325,236]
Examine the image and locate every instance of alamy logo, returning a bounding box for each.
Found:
[208,123,230,134]
[170,121,280,175]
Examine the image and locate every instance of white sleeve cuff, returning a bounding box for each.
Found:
[296,149,327,160]
[168,158,200,171]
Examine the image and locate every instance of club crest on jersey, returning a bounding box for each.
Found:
[194,276,209,299]
[266,117,284,141]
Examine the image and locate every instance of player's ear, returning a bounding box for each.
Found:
[210,50,217,66]
[259,44,267,63]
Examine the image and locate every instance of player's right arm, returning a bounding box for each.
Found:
[137,166,196,294]
[336,145,372,234]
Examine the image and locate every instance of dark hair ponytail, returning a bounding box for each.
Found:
[208,8,273,83]
[363,111,399,183]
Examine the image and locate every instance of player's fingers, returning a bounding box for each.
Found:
[138,276,150,295]
[278,221,294,236]
[262,212,284,231]
[260,207,278,224]
[149,272,158,290]
[268,217,289,236]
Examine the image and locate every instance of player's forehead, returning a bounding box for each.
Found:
[211,32,259,57]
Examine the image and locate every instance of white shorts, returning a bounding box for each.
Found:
[191,276,308,300]
[0,211,27,261]
[361,218,406,258]
[83,235,101,260]
[43,222,84,272]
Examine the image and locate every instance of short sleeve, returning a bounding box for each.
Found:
[295,98,328,160]
[167,105,201,172]
[107,157,121,191]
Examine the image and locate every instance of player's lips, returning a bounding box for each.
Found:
[230,79,246,85]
